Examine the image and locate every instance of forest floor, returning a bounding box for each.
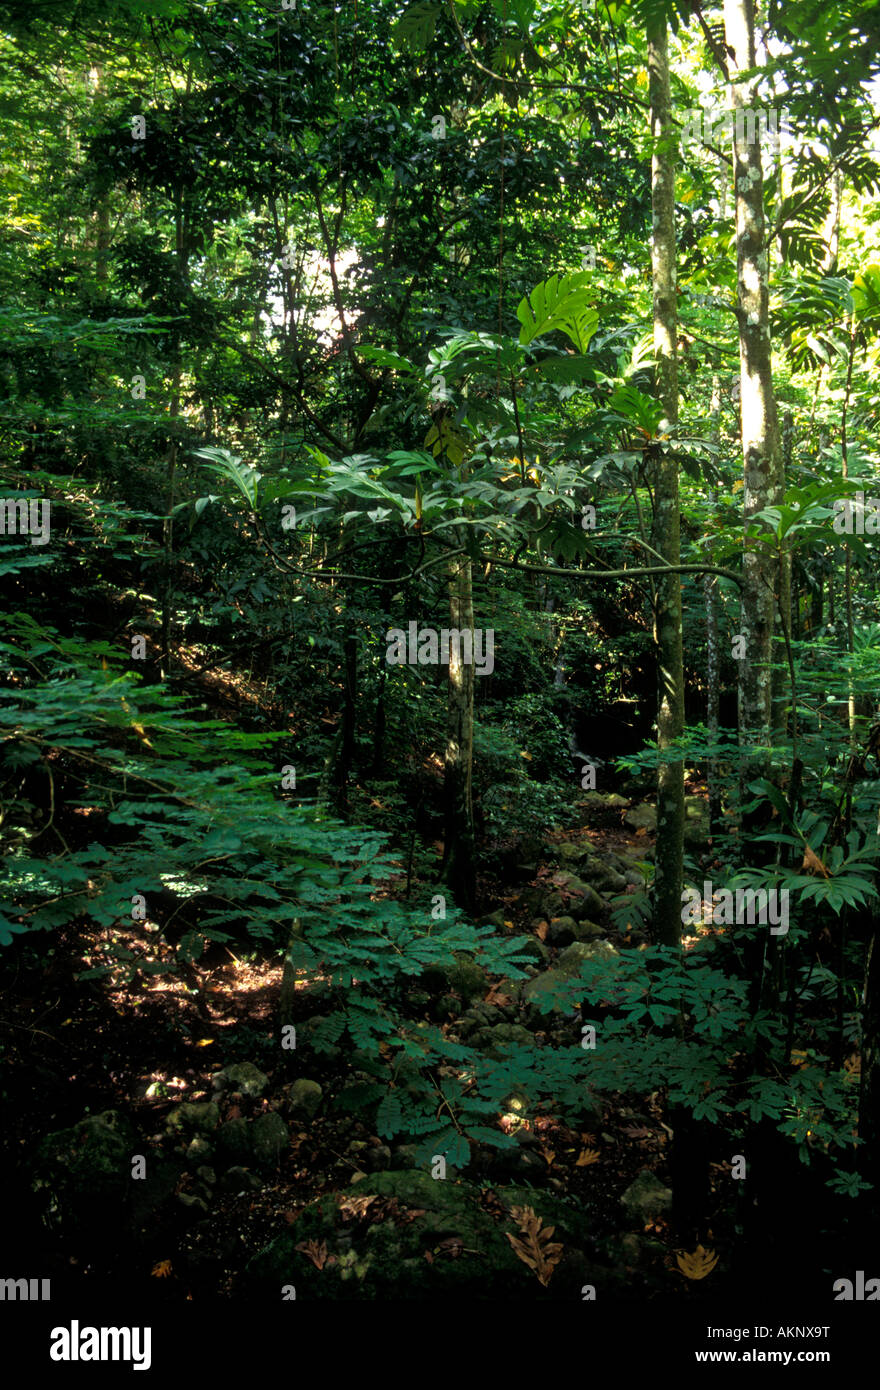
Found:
[2,771,743,1303]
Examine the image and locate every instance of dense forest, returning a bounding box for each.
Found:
[2,0,880,1359]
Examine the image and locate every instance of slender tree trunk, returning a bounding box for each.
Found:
[705,375,723,840]
[329,631,358,815]
[860,909,880,1215]
[648,15,706,1242]
[647,16,684,951]
[442,536,476,911]
[723,0,784,781]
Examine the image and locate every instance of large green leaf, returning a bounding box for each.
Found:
[516,273,599,352]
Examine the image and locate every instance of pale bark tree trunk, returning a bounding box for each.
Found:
[647,18,684,952]
[722,0,785,766]
[442,535,476,911]
[704,375,723,840]
[649,16,707,1243]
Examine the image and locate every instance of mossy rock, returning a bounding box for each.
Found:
[577,858,627,895]
[623,803,657,832]
[251,1113,290,1169]
[421,952,487,1005]
[522,940,618,1015]
[245,1170,615,1300]
[33,1110,136,1237]
[217,1117,252,1163]
[211,1062,269,1098]
[469,1022,535,1056]
[165,1101,220,1137]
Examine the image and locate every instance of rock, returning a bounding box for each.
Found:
[572,919,605,940]
[421,952,487,1005]
[522,941,617,1014]
[577,858,628,894]
[547,915,578,945]
[185,1136,214,1165]
[390,1144,419,1170]
[580,791,627,811]
[471,1023,535,1057]
[555,841,592,867]
[517,935,551,965]
[177,1191,209,1217]
[217,1118,251,1163]
[620,1169,672,1223]
[624,803,657,832]
[446,954,489,1003]
[166,1102,220,1137]
[33,1110,136,1238]
[219,1166,262,1194]
[619,771,655,797]
[558,940,617,973]
[362,1143,393,1173]
[436,993,461,1017]
[478,910,507,929]
[288,1078,323,1119]
[211,1062,269,1098]
[624,871,646,888]
[252,1113,290,1169]
[620,1232,643,1265]
[550,872,606,921]
[196,1166,216,1185]
[245,1169,612,1300]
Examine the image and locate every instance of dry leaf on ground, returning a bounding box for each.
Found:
[676,1245,718,1280]
[506,1206,564,1286]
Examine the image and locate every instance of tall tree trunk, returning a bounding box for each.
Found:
[705,375,723,840]
[329,630,358,815]
[723,0,790,1253]
[860,904,880,1217]
[647,16,684,952]
[442,537,476,911]
[649,15,705,1242]
[723,0,785,787]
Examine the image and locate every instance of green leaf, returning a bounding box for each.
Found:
[392,1,441,52]
[516,273,599,352]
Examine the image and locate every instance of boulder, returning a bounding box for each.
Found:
[577,858,628,895]
[219,1166,262,1195]
[211,1062,270,1098]
[550,872,606,920]
[422,952,487,1005]
[33,1110,135,1238]
[217,1118,251,1163]
[470,1022,535,1057]
[517,935,551,965]
[572,920,605,941]
[555,841,595,869]
[620,1169,672,1223]
[546,915,579,945]
[623,803,657,832]
[522,940,617,1015]
[287,1078,323,1119]
[251,1113,290,1169]
[165,1101,220,1138]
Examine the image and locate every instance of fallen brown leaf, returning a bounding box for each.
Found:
[676,1245,718,1280]
[295,1238,333,1271]
[575,1147,600,1166]
[506,1206,564,1287]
